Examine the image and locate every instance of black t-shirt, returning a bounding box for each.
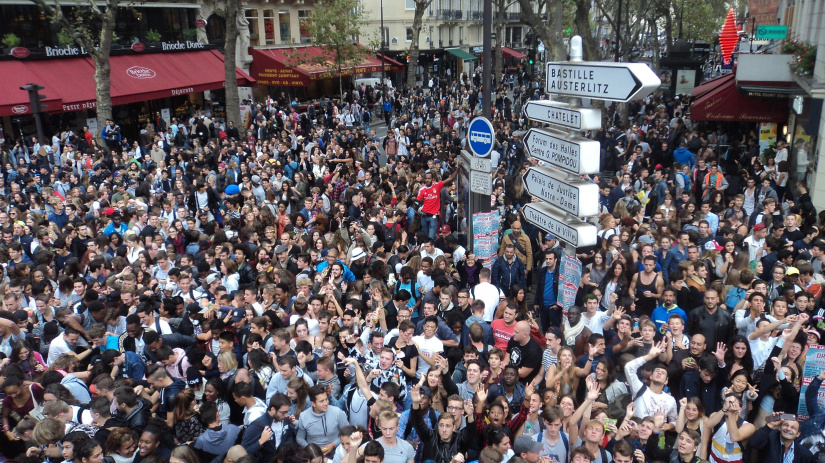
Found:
[506,336,543,384]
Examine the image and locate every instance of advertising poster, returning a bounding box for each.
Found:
[558,253,582,312]
[472,210,500,268]
[86,118,99,137]
[749,0,781,26]
[160,108,171,127]
[759,123,778,152]
[675,69,696,95]
[798,344,825,420]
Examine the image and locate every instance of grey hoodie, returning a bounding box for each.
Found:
[194,424,241,463]
[295,406,349,447]
[62,374,91,404]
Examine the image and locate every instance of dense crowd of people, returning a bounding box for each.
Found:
[0,70,823,463]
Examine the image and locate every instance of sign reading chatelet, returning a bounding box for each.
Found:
[545,61,661,102]
[523,100,602,131]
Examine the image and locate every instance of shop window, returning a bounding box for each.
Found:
[298,10,311,44]
[246,9,260,45]
[279,10,290,44]
[263,9,276,45]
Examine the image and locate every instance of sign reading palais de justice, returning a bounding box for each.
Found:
[545,61,661,102]
[521,202,597,247]
[522,166,600,217]
[523,128,600,175]
[522,100,602,131]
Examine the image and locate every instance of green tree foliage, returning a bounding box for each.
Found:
[286,0,371,98]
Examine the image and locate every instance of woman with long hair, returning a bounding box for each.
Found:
[10,340,47,380]
[544,347,583,398]
[676,397,708,458]
[247,349,275,387]
[172,389,204,444]
[286,377,310,419]
[590,358,627,414]
[598,260,628,311]
[716,238,736,280]
[202,378,231,426]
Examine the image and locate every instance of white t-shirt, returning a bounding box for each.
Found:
[749,336,780,370]
[48,334,73,365]
[412,335,443,376]
[473,282,504,322]
[584,310,611,335]
[143,318,173,335]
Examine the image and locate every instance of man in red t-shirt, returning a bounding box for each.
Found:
[491,304,517,350]
[417,164,460,239]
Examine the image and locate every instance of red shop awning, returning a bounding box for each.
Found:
[691,73,734,99]
[689,73,789,123]
[0,49,254,115]
[0,60,64,117]
[501,46,527,60]
[250,45,403,87]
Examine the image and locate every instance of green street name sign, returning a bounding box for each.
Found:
[755,25,788,40]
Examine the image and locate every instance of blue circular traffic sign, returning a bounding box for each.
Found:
[467,117,495,157]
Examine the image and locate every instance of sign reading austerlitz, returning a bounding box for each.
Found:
[523,128,600,175]
[545,62,661,102]
[522,166,600,217]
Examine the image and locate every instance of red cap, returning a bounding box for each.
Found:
[754,223,766,231]
[438,225,451,234]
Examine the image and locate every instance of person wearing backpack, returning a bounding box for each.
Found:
[533,406,569,462]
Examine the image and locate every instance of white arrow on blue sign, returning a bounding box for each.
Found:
[545,61,661,102]
[467,117,495,157]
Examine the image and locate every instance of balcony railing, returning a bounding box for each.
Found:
[467,11,483,20]
[437,9,463,20]
[504,12,520,20]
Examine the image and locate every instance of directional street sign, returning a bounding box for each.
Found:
[545,61,661,102]
[470,170,493,194]
[523,100,602,131]
[467,117,495,157]
[521,202,597,248]
[522,166,600,217]
[523,128,600,176]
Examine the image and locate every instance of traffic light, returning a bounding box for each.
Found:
[20,83,48,114]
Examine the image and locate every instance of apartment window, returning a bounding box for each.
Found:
[406,27,414,41]
[245,9,260,45]
[263,9,275,44]
[279,10,290,44]
[382,27,389,47]
[459,26,463,44]
[406,0,415,9]
[298,10,311,43]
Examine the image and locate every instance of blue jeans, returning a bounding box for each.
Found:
[421,214,438,239]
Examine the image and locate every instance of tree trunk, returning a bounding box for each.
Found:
[664,5,673,52]
[93,1,116,147]
[650,18,660,71]
[494,19,503,81]
[549,0,564,60]
[223,0,241,127]
[573,0,600,61]
[407,1,429,86]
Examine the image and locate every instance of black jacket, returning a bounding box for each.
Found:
[411,405,475,463]
[242,412,296,463]
[686,306,735,348]
[749,425,815,463]
[114,398,152,435]
[188,186,221,214]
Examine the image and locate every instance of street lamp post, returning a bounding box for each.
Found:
[380,0,386,86]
